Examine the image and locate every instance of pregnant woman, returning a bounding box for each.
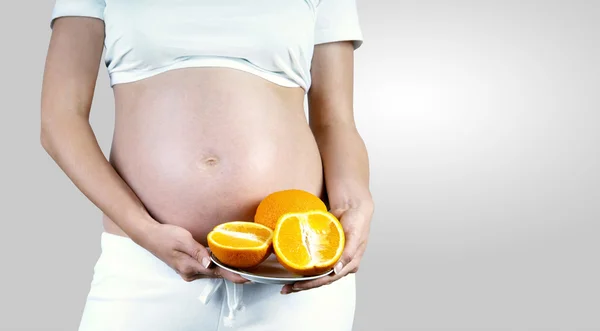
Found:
[41,0,374,330]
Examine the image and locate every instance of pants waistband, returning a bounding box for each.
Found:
[97,231,244,326]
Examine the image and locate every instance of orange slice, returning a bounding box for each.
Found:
[273,210,345,276]
[207,221,273,269]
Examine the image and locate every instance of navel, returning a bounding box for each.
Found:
[204,157,219,167]
[195,155,221,170]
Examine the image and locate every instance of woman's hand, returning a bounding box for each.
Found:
[142,223,249,283]
[281,202,373,294]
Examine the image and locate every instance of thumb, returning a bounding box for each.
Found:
[178,235,213,270]
[334,230,360,275]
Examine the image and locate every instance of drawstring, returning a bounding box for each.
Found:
[198,278,245,327]
[197,278,223,304]
[223,280,245,326]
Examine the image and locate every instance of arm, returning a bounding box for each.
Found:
[40,17,156,244]
[40,17,246,283]
[308,41,373,215]
[282,41,374,293]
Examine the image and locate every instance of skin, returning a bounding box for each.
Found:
[282,41,374,294]
[41,17,373,293]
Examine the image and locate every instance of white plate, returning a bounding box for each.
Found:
[210,253,333,285]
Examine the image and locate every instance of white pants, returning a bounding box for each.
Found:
[78,232,356,331]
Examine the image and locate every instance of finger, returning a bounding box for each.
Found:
[293,263,350,291]
[334,233,361,276]
[338,257,360,276]
[180,272,204,282]
[289,253,363,293]
[331,243,364,278]
[334,211,368,273]
[347,241,367,274]
[175,234,213,270]
[175,254,216,280]
[283,276,333,294]
[175,240,248,283]
[214,267,250,284]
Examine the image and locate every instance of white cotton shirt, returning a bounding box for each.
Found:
[50,0,364,92]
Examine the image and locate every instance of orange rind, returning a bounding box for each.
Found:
[207,221,274,269]
[254,189,328,230]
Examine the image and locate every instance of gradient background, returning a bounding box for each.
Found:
[1,0,599,330]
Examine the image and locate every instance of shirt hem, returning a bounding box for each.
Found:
[108,57,307,92]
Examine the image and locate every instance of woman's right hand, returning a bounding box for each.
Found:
[142,223,249,283]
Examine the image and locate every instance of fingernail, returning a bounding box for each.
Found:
[334,262,343,275]
[202,257,211,269]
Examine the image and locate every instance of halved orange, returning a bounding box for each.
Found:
[273,210,345,276]
[207,221,273,269]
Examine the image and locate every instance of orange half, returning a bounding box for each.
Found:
[273,210,345,276]
[207,221,274,269]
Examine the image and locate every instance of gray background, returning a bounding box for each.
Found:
[1,0,599,330]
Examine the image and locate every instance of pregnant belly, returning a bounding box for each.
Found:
[104,68,324,246]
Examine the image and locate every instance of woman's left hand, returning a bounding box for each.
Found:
[281,203,373,294]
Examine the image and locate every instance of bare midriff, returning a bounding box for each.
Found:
[104,67,324,246]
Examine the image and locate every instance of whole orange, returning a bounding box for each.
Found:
[254,189,327,230]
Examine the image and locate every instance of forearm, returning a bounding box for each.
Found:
[313,124,373,214]
[40,115,157,243]
[41,17,158,245]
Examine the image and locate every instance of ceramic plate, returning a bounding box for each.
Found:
[210,253,333,285]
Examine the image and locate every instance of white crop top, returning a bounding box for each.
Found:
[50,0,363,92]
